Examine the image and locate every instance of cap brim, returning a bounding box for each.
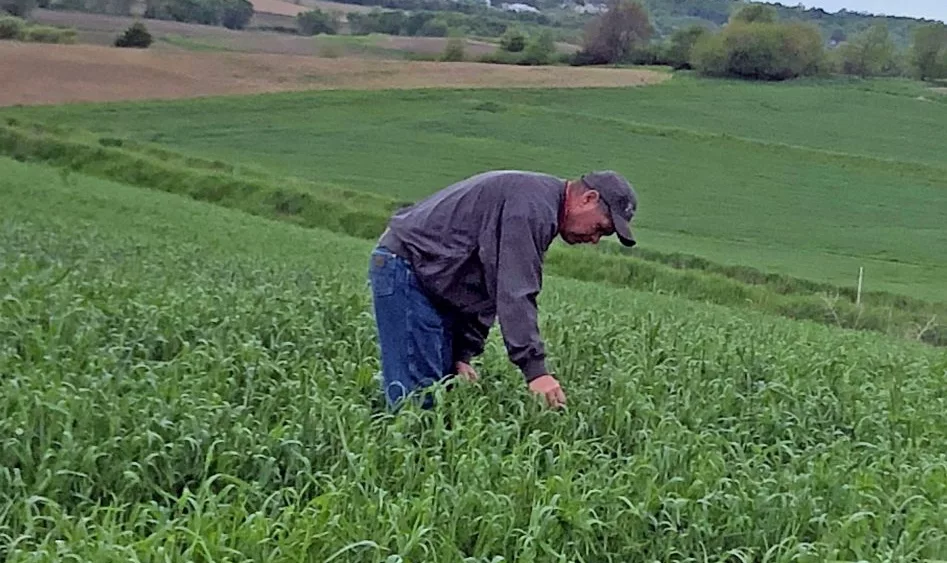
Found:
[611,212,636,247]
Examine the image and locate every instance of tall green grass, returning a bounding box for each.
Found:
[3,156,947,560]
[5,78,944,301]
[2,120,944,346]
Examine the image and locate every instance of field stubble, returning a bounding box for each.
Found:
[2,157,947,561]
[0,42,666,107]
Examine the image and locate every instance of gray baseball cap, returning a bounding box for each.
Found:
[581,170,638,247]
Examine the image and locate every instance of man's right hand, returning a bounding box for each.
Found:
[529,375,566,409]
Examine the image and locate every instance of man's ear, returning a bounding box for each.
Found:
[586,190,601,205]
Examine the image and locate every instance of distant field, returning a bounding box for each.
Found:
[248,0,310,16]
[8,76,943,301]
[27,9,502,57]
[248,0,374,17]
[0,43,664,106]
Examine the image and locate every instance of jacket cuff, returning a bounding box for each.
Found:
[521,357,548,382]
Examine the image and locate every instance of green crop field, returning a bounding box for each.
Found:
[2,70,947,561]
[5,76,946,302]
[3,157,947,561]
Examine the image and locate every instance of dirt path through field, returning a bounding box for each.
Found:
[0,43,669,106]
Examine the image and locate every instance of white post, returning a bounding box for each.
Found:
[856,267,864,306]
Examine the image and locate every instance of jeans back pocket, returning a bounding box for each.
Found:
[369,250,396,297]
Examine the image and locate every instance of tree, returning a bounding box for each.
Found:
[730,3,777,24]
[910,23,947,81]
[219,0,253,30]
[580,0,653,64]
[829,27,846,45]
[520,28,555,64]
[692,20,826,81]
[500,26,526,52]
[0,0,36,18]
[665,23,710,69]
[838,23,896,77]
[441,33,465,61]
[297,9,339,35]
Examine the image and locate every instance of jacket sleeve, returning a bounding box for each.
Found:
[452,310,494,365]
[493,203,549,382]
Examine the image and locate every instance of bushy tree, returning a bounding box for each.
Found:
[730,3,777,24]
[838,23,897,77]
[579,0,653,64]
[665,24,710,69]
[0,0,36,17]
[692,20,826,81]
[219,0,252,30]
[910,23,947,81]
[297,9,339,35]
[114,20,152,47]
[520,28,555,64]
[0,15,25,38]
[500,26,526,52]
[441,33,465,61]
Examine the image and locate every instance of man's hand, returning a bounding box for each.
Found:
[455,361,479,383]
[529,375,566,409]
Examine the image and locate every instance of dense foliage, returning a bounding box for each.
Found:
[836,23,900,78]
[910,22,947,81]
[0,14,75,42]
[114,20,153,47]
[296,8,340,35]
[144,0,253,29]
[691,19,826,80]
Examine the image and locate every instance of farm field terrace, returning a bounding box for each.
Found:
[6,76,946,302]
[3,156,947,561]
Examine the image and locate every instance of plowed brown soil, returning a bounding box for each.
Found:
[0,43,669,107]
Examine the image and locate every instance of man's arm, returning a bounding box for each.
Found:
[493,204,550,382]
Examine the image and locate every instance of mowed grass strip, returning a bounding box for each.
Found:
[2,156,947,561]
[7,80,945,301]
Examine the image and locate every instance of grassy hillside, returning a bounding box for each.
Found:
[6,76,945,302]
[3,155,947,560]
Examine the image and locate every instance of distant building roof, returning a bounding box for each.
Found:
[501,2,541,13]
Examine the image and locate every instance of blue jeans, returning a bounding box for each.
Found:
[368,245,455,410]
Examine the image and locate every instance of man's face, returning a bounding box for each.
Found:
[560,190,615,245]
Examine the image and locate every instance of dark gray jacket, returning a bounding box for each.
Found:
[378,170,566,382]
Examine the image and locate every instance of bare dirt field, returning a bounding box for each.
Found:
[247,0,311,16]
[0,43,668,107]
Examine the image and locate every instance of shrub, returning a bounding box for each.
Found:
[0,14,25,39]
[22,24,76,43]
[441,34,465,61]
[665,24,710,69]
[114,21,153,48]
[519,29,555,65]
[297,9,339,36]
[499,26,525,52]
[623,42,668,65]
[838,23,898,78]
[692,21,826,81]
